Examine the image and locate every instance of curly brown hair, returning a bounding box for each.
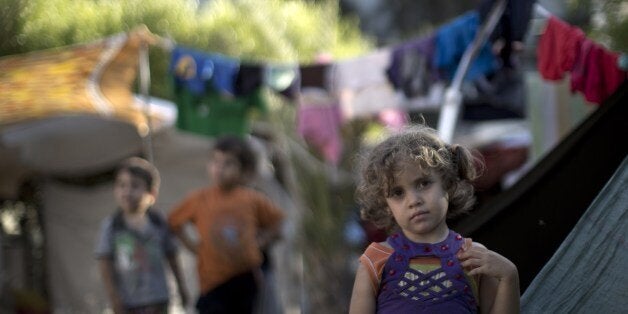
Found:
[355,125,482,232]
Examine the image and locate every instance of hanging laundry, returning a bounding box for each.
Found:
[433,11,498,81]
[300,64,330,90]
[378,108,409,132]
[172,80,267,137]
[332,49,400,119]
[537,16,585,81]
[386,35,438,98]
[479,0,535,43]
[297,61,344,164]
[171,46,215,95]
[206,53,240,96]
[462,67,527,120]
[264,64,300,101]
[296,91,343,166]
[570,39,627,105]
[478,0,536,68]
[235,63,264,96]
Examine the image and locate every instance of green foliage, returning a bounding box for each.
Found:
[596,0,628,52]
[0,0,27,55]
[567,0,628,52]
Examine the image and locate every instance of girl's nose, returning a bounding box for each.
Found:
[407,189,422,207]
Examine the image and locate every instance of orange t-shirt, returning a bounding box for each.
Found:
[168,185,284,293]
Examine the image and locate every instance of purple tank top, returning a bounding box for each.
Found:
[376,230,478,313]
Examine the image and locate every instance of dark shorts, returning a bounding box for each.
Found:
[195,271,259,314]
[126,302,168,314]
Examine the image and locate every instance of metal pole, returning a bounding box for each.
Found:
[139,42,154,163]
[437,0,507,143]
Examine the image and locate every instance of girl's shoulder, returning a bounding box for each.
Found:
[360,242,394,267]
[368,241,394,253]
[359,241,394,293]
[374,240,393,250]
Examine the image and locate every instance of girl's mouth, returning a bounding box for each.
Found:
[410,211,429,220]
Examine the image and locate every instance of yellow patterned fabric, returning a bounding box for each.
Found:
[0,27,159,134]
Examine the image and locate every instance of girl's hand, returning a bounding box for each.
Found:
[459,243,520,313]
[457,243,517,281]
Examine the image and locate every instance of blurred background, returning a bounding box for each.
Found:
[1,0,626,313]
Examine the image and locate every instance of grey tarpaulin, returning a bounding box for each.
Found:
[521,156,628,313]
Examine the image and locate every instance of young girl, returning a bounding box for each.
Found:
[349,126,520,313]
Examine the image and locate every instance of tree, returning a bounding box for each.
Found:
[567,0,628,52]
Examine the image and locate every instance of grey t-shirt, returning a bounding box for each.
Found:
[95,210,176,308]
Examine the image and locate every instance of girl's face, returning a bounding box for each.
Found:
[385,161,449,243]
[113,170,154,214]
[208,150,242,189]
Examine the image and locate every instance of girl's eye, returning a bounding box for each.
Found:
[390,188,404,198]
[417,180,431,189]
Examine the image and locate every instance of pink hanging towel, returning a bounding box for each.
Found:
[537,16,585,81]
[296,102,343,166]
[571,39,627,104]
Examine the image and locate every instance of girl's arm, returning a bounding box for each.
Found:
[349,264,376,314]
[458,242,520,314]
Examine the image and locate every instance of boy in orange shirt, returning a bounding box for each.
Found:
[168,136,284,314]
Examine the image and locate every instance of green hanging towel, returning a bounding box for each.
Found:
[173,80,267,138]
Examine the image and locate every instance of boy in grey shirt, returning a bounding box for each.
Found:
[95,157,188,313]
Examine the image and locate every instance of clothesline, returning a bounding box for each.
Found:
[152,4,554,68]
[159,2,626,166]
[438,0,507,143]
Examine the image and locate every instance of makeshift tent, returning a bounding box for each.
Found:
[450,82,628,290]
[521,155,628,313]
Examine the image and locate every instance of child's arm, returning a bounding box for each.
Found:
[457,242,520,314]
[349,264,376,314]
[253,192,285,249]
[172,228,198,255]
[257,222,282,249]
[168,193,201,254]
[98,258,124,314]
[167,254,189,308]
